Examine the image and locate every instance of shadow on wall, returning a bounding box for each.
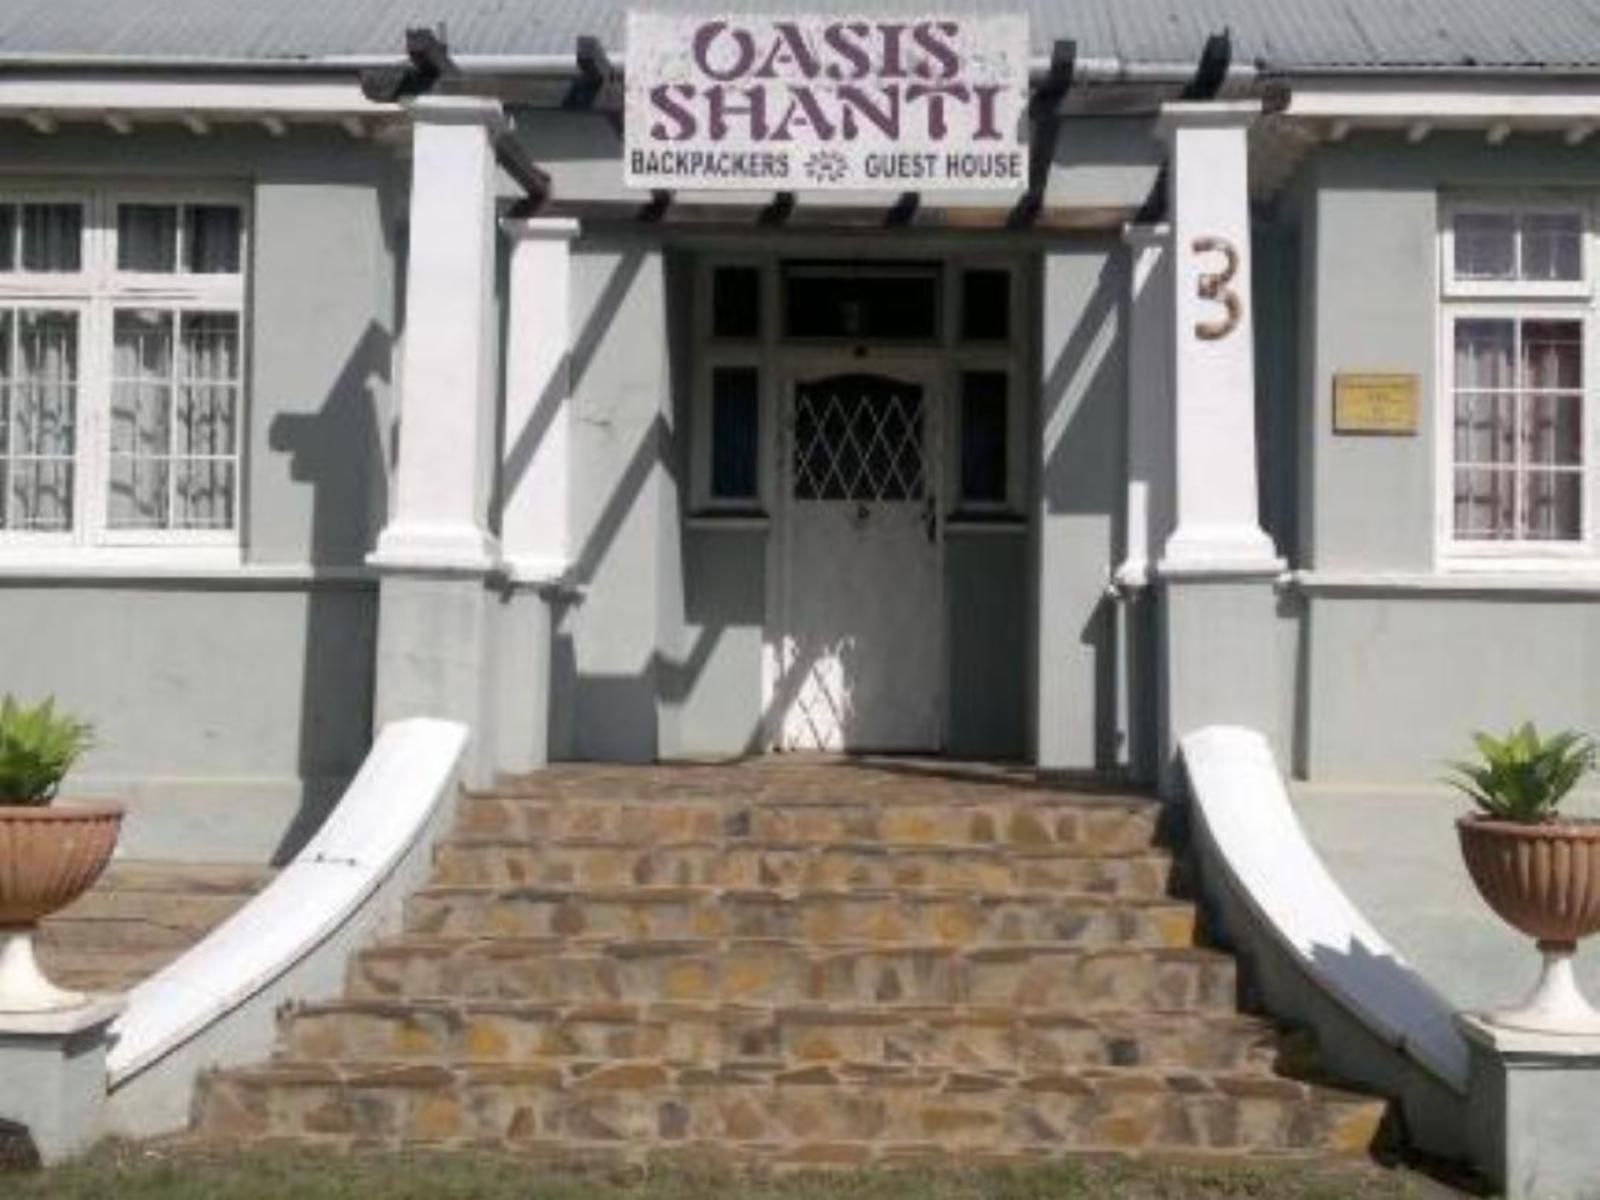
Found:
[266,319,389,862]
[1038,251,1128,772]
[537,246,805,761]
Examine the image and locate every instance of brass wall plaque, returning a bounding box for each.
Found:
[1333,373,1420,435]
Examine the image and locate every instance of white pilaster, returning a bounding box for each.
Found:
[371,96,506,573]
[1118,223,1175,589]
[499,217,580,582]
[1156,101,1282,575]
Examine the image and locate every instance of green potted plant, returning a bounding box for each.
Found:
[0,696,120,1013]
[1450,723,1600,1034]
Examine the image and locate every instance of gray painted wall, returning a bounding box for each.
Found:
[1272,133,1600,783]
[0,128,397,855]
[1300,145,1438,573]
[670,528,768,756]
[1035,242,1125,771]
[555,239,677,762]
[29,581,375,862]
[947,531,1030,759]
[1303,589,1600,780]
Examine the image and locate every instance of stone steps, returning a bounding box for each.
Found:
[404,887,1199,949]
[432,839,1185,897]
[190,761,1388,1162]
[197,1058,1384,1160]
[283,1000,1284,1073]
[455,796,1168,855]
[349,938,1241,1011]
[37,860,272,993]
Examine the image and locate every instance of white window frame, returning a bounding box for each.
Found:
[1441,194,1591,300]
[0,182,249,565]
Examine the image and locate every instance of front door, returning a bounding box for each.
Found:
[777,369,943,752]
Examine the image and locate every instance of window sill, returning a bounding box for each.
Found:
[0,549,375,588]
[1287,567,1600,598]
[686,510,770,532]
[946,511,1027,533]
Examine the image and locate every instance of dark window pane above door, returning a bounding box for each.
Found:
[782,263,939,342]
[961,269,1011,341]
[711,266,762,340]
[710,366,761,501]
[960,370,1009,505]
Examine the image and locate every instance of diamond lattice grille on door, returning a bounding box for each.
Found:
[793,375,925,501]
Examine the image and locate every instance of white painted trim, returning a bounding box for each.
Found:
[685,515,770,532]
[499,215,577,577]
[1287,84,1600,124]
[1155,101,1282,575]
[373,97,504,575]
[0,77,392,118]
[944,519,1028,536]
[0,183,250,553]
[105,718,469,1137]
[404,94,507,133]
[501,217,580,242]
[1156,98,1262,135]
[1286,568,1600,597]
[1181,724,1469,1092]
[1433,208,1598,562]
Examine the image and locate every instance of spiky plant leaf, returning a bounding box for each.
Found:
[1445,724,1595,823]
[0,695,93,806]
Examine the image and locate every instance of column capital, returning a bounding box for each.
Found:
[404,94,508,134]
[1156,99,1262,141]
[500,215,582,242]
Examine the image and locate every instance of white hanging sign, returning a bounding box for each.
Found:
[624,12,1030,191]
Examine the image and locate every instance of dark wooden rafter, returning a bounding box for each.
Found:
[1134,30,1234,225]
[758,191,797,227]
[360,25,553,213]
[639,189,674,223]
[539,197,1135,234]
[566,35,620,110]
[1011,39,1076,228]
[1180,30,1233,102]
[360,26,457,103]
[885,192,921,227]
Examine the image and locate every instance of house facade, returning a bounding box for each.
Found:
[2,2,1599,861]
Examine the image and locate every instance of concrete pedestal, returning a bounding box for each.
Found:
[0,997,122,1165]
[490,582,556,775]
[373,571,559,786]
[1461,1013,1600,1199]
[1156,570,1283,794]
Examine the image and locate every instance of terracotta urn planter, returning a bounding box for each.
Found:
[0,803,122,1013]
[1458,815,1600,1034]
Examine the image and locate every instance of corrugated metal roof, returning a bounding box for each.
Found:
[3,0,1600,72]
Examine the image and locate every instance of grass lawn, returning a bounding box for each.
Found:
[0,1145,1484,1200]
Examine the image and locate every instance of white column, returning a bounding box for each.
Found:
[371,96,506,572]
[1118,222,1175,588]
[499,217,580,581]
[1156,100,1282,573]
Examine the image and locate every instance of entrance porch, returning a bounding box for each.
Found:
[367,98,1283,791]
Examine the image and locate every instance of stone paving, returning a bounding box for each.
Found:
[37,861,273,992]
[192,758,1388,1164]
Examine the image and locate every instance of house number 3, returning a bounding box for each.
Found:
[1191,236,1242,341]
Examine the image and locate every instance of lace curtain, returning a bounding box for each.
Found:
[109,308,238,530]
[1454,317,1583,540]
[0,309,78,531]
